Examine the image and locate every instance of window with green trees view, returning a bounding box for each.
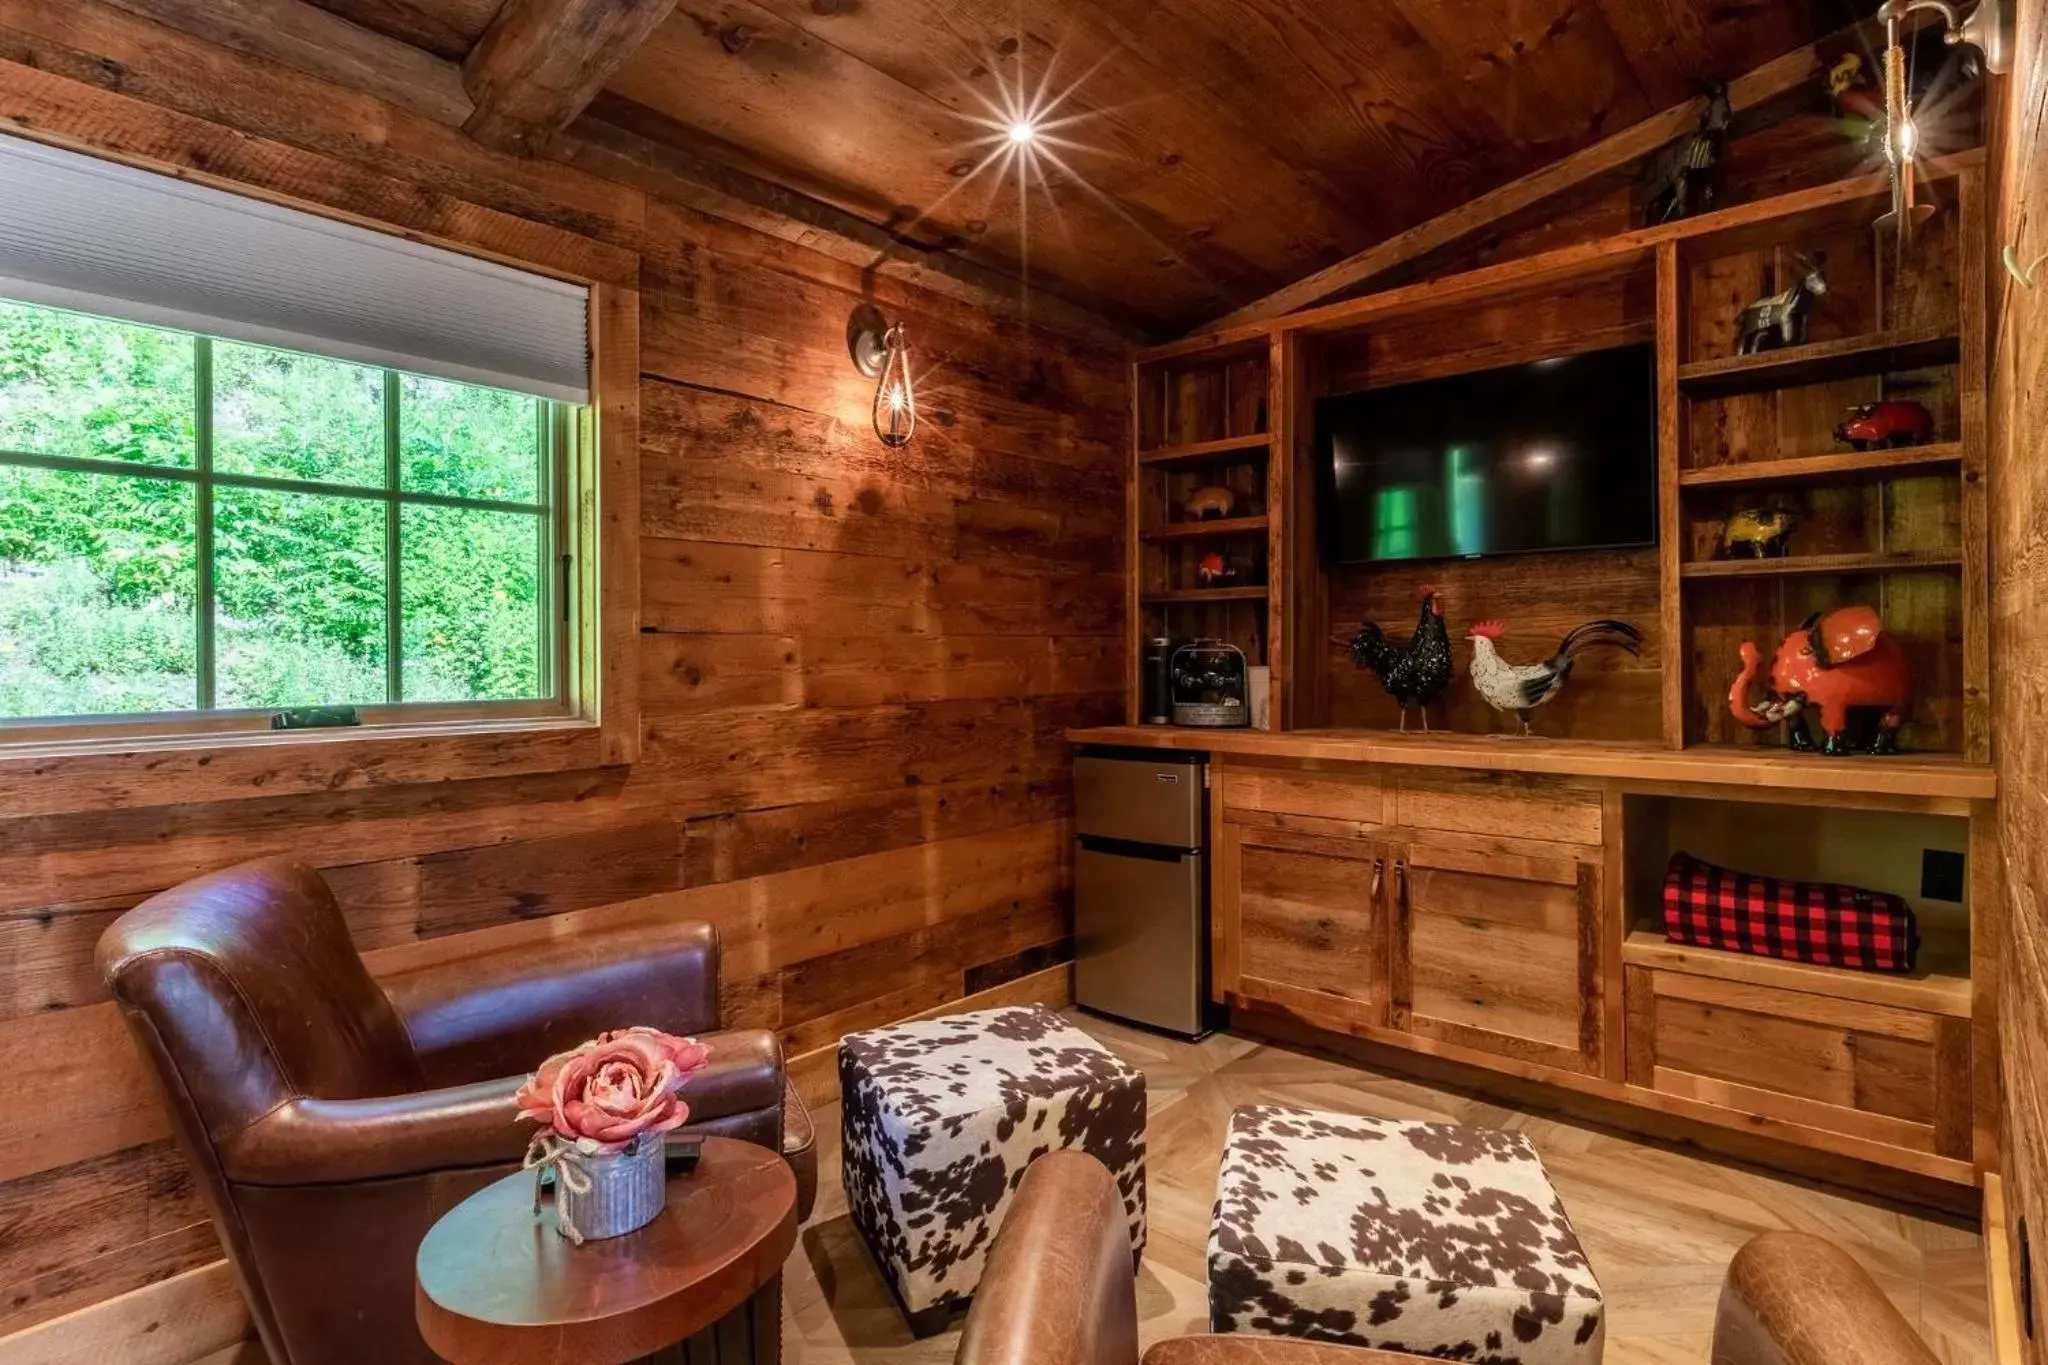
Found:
[0,297,566,725]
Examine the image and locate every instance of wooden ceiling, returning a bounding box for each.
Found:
[308,0,1852,336]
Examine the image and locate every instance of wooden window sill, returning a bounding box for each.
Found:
[0,716,627,820]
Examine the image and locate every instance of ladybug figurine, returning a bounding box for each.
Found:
[1835,400,1934,450]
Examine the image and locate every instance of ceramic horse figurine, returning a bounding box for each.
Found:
[1736,258,1828,354]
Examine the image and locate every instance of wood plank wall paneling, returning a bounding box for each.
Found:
[1992,11,2048,1358]
[0,0,1124,1340]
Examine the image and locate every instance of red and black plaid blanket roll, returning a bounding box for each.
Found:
[1661,852,1919,973]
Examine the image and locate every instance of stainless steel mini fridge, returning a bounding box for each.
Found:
[1073,748,1209,1037]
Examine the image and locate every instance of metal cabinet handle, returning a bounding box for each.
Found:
[1370,857,1385,899]
[1393,857,1408,904]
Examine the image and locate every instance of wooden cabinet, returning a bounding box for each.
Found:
[1624,964,1972,1164]
[1218,824,1389,1030]
[1184,747,1988,1189]
[1390,840,1602,1073]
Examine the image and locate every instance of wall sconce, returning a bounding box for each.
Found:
[1873,0,2010,235]
[849,307,916,448]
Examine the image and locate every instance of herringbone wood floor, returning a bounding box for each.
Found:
[784,1011,1989,1364]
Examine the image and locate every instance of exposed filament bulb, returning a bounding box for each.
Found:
[872,324,916,448]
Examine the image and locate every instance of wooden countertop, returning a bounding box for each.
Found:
[1066,726,1997,801]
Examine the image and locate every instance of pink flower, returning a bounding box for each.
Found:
[514,1028,712,1154]
[602,1025,714,1076]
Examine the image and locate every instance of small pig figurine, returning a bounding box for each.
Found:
[1184,486,1236,521]
[1723,506,1794,559]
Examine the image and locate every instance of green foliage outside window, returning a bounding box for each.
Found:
[0,298,557,722]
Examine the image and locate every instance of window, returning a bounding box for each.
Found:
[0,297,571,729]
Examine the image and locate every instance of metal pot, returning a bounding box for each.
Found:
[553,1136,666,1241]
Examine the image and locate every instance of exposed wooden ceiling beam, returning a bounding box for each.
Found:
[459,0,680,157]
[76,0,1142,348]
[100,0,472,124]
[1197,24,1887,333]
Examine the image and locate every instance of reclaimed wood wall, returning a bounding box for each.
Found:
[1992,7,2048,1356]
[0,0,1124,1340]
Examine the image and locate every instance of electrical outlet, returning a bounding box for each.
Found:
[1920,848,1965,902]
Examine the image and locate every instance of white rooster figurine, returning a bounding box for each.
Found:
[1467,618,1643,735]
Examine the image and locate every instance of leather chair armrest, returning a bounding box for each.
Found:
[1144,1340,1437,1365]
[1711,1231,1941,1365]
[380,918,722,1086]
[956,1150,1140,1365]
[219,1076,531,1185]
[221,1029,782,1188]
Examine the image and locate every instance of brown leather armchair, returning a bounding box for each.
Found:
[98,858,818,1365]
[958,1152,1942,1365]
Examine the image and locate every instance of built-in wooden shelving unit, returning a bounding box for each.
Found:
[1129,338,1279,725]
[1125,149,1988,762]
[1109,151,1993,1194]
[1664,164,1984,763]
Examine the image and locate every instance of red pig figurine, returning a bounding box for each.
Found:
[1835,400,1934,450]
[1728,604,1911,754]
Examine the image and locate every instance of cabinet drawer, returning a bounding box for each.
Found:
[1624,967,1971,1159]
[1393,770,1602,846]
[1222,761,1385,829]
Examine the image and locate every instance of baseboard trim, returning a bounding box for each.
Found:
[1987,1172,2027,1364]
[0,1261,248,1365]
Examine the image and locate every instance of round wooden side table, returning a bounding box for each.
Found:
[416,1136,797,1365]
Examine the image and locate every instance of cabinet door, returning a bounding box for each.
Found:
[1391,841,1601,1073]
[1218,825,1389,1030]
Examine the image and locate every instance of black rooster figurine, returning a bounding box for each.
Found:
[1350,585,1453,731]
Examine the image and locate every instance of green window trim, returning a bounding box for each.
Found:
[0,312,574,730]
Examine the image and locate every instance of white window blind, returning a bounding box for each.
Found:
[0,133,590,403]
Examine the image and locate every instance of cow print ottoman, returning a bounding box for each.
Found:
[1209,1105,1604,1365]
[838,1004,1146,1335]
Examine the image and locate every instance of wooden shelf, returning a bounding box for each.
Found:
[1064,725,1997,800]
[1678,443,1963,490]
[1622,930,1971,1019]
[1142,586,1270,605]
[1137,433,1271,467]
[1676,327,1960,395]
[1141,516,1269,543]
[1681,549,1963,580]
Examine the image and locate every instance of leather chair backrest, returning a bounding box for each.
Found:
[98,858,426,1144]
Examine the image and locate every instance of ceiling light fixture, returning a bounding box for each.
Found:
[1007,120,1039,146]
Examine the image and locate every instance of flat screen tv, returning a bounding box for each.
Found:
[1315,344,1658,566]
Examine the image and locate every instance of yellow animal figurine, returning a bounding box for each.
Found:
[1723,507,1794,559]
